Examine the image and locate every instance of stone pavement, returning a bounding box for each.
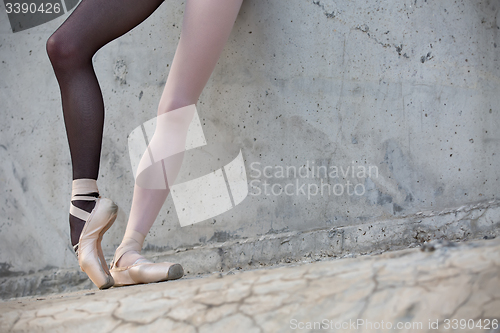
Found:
[1,238,499,333]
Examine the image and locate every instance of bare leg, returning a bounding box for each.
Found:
[115,0,244,267]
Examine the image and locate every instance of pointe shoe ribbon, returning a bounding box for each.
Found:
[71,179,118,290]
[110,230,184,286]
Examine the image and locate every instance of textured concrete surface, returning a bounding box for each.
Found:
[2,197,498,300]
[1,238,499,333]
[1,0,500,297]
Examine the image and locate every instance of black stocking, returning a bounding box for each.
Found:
[46,0,165,246]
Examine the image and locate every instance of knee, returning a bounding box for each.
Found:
[46,33,86,70]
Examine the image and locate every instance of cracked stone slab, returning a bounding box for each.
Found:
[1,238,499,332]
[2,199,498,300]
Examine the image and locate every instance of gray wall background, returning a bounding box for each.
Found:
[1,0,499,281]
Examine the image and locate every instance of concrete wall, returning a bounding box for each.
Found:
[1,0,499,298]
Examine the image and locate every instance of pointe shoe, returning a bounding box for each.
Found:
[110,256,184,287]
[109,231,183,287]
[71,181,118,289]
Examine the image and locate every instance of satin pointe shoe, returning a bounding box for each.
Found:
[71,179,118,289]
[109,230,184,287]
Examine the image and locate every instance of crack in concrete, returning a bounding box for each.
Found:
[6,200,499,301]
[2,239,499,332]
[312,0,336,19]
[357,265,382,319]
[353,25,409,58]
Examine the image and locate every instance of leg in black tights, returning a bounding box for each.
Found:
[46,0,164,247]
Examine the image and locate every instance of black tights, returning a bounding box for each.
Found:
[46,0,164,246]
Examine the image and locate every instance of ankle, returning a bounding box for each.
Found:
[69,217,85,247]
[69,179,100,248]
[72,178,99,197]
[113,229,147,267]
[115,250,143,268]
